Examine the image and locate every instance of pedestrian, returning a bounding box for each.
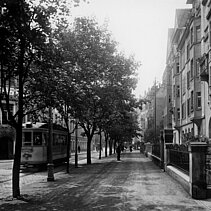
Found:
[78,146,81,153]
[130,146,132,152]
[116,145,121,161]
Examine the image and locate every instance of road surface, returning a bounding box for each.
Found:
[0,151,211,210]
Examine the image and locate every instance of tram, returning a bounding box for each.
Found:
[21,122,68,166]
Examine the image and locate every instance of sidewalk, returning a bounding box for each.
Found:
[0,150,101,199]
[1,151,211,210]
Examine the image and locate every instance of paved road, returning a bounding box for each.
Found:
[1,151,211,210]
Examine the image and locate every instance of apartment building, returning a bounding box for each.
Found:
[162,0,203,145]
[163,28,174,130]
[200,0,211,140]
[166,9,192,145]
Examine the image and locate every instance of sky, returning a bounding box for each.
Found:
[71,0,191,97]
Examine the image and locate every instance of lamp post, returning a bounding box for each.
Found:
[47,106,54,181]
[75,118,78,168]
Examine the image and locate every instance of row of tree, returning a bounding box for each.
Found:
[0,0,142,198]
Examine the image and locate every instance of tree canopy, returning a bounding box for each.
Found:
[0,0,142,197]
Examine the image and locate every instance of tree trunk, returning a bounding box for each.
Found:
[116,145,121,161]
[99,130,102,160]
[12,125,22,198]
[104,133,108,157]
[12,37,24,198]
[109,139,112,155]
[113,140,116,154]
[87,137,92,164]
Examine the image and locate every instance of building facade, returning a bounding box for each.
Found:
[141,0,211,145]
[163,1,204,145]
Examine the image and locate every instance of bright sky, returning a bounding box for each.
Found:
[72,0,191,97]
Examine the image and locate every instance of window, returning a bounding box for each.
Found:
[182,76,186,95]
[33,132,42,146]
[196,61,200,76]
[182,102,186,119]
[191,27,194,44]
[187,43,190,61]
[187,71,190,89]
[176,62,179,73]
[187,98,190,116]
[23,132,32,146]
[196,25,201,42]
[43,133,48,146]
[177,85,180,97]
[177,108,180,120]
[196,92,201,109]
[1,103,13,124]
[173,85,175,97]
[181,47,185,69]
[190,59,194,78]
[1,7,7,15]
[191,91,194,111]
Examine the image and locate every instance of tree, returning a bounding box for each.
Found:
[72,18,140,164]
[0,0,57,197]
[0,0,86,198]
[58,17,118,164]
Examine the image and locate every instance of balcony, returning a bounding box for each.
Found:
[199,54,209,83]
[190,115,205,128]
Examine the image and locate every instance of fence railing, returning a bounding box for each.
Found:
[152,144,160,158]
[168,144,189,175]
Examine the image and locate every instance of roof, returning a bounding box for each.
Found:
[166,28,175,62]
[23,122,67,131]
[186,0,194,4]
[174,9,192,28]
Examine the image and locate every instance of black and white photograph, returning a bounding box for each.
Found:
[1,0,211,210]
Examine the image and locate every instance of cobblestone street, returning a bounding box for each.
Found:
[1,151,211,210]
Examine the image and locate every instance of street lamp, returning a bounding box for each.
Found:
[47,106,54,181]
[75,118,78,168]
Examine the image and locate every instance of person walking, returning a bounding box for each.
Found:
[116,144,121,161]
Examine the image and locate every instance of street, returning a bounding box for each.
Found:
[1,151,211,210]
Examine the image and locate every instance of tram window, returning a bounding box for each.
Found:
[23,132,32,146]
[33,132,42,146]
[64,135,67,145]
[59,134,67,145]
[43,133,48,145]
[43,133,47,145]
[59,135,64,145]
[53,134,57,145]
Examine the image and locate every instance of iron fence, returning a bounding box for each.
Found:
[152,144,160,158]
[169,148,189,175]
